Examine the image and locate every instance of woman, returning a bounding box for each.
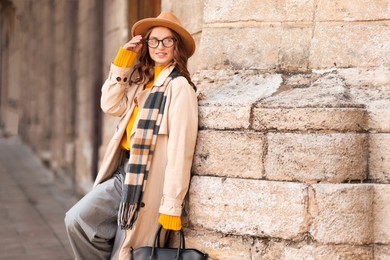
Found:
[65,11,198,260]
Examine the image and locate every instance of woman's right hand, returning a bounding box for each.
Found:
[123,35,143,53]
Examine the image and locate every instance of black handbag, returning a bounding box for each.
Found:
[132,225,208,260]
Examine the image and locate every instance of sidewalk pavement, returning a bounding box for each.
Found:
[0,137,81,260]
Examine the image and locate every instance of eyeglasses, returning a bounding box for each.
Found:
[146,37,177,48]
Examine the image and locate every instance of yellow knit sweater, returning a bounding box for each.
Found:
[113,47,182,230]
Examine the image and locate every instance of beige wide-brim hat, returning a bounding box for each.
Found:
[131,11,196,57]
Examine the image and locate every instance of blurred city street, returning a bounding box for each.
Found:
[0,137,80,259]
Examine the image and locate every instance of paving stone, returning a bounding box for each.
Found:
[0,138,78,259]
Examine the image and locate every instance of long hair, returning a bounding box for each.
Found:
[130,27,196,91]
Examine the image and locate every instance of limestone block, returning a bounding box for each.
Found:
[188,176,308,239]
[196,71,281,129]
[310,24,390,69]
[184,229,256,260]
[198,26,281,70]
[193,130,265,178]
[375,245,390,260]
[204,0,315,22]
[310,184,373,244]
[259,240,372,259]
[338,68,390,88]
[199,105,252,129]
[274,243,373,260]
[265,133,368,183]
[316,0,390,21]
[260,73,360,108]
[185,228,374,259]
[365,102,390,133]
[339,68,390,132]
[369,134,390,182]
[279,25,313,72]
[188,33,202,74]
[253,107,367,132]
[373,184,390,243]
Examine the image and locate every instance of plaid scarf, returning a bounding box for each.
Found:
[118,68,179,230]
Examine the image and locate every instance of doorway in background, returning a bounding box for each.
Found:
[128,0,161,39]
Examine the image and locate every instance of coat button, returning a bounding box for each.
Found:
[140,202,145,207]
[116,77,121,82]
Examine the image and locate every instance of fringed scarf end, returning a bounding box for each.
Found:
[118,202,139,230]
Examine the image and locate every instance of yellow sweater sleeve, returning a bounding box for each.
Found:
[113,47,137,67]
[158,214,182,231]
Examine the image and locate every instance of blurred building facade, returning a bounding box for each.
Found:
[1,0,390,258]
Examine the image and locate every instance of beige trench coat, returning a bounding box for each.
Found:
[94,63,198,259]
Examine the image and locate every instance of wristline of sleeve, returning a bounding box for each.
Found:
[113,47,137,67]
[158,214,182,231]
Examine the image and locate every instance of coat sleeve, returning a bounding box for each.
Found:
[159,77,199,216]
[100,64,133,117]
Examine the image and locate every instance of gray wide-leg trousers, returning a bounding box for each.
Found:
[64,166,125,260]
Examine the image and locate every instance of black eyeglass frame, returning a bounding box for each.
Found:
[146,37,177,48]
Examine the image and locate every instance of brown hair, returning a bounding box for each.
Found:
[130,27,196,91]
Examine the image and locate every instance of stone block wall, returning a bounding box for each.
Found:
[198,0,390,72]
[187,67,390,259]
[179,2,390,257]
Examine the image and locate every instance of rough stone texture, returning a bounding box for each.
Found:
[253,107,367,132]
[364,102,390,133]
[201,2,390,71]
[188,176,308,240]
[374,245,390,260]
[316,0,390,21]
[280,25,313,72]
[184,229,255,260]
[184,230,374,260]
[275,244,373,260]
[310,184,373,244]
[198,105,252,130]
[261,241,373,260]
[265,133,368,183]
[204,0,316,22]
[310,23,390,69]
[193,130,265,178]
[195,70,282,129]
[260,73,361,108]
[373,184,390,243]
[341,68,390,132]
[369,134,390,183]
[198,26,281,70]
[338,68,390,88]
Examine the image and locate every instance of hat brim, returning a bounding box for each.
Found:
[131,18,196,57]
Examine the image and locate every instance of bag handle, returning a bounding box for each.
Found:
[150,225,185,260]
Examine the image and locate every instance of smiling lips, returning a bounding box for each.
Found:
[155,52,167,58]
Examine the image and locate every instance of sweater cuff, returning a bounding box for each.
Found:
[158,214,182,231]
[113,47,137,67]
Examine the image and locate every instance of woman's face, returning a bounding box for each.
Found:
[147,27,175,67]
